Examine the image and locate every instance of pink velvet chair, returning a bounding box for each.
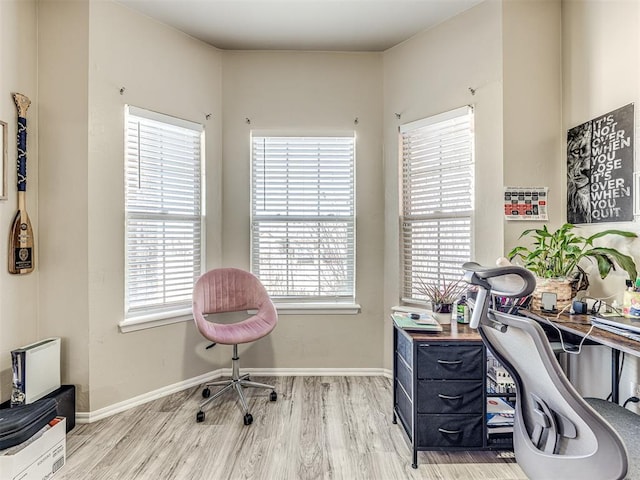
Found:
[192,268,278,425]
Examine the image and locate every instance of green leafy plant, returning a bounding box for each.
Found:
[508,223,638,281]
[416,277,467,305]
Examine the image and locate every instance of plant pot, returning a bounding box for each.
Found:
[433,303,453,313]
[432,303,453,324]
[532,277,572,312]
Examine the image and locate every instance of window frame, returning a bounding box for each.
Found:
[250,133,359,313]
[120,105,205,332]
[399,106,475,305]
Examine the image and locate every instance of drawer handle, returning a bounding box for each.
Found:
[438,394,462,401]
[437,359,463,365]
[438,428,462,435]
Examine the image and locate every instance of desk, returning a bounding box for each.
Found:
[522,310,640,404]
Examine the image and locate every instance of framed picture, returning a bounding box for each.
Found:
[567,103,634,224]
[0,120,6,200]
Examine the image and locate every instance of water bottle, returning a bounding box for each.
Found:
[457,295,470,324]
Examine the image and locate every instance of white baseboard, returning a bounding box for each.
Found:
[76,368,392,424]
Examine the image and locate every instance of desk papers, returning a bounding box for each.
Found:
[392,313,443,333]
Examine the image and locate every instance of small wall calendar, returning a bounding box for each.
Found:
[504,187,548,221]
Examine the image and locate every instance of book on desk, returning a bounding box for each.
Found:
[590,314,640,342]
[391,312,443,332]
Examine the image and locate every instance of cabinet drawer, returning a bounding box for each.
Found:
[395,380,413,436]
[396,329,413,365]
[417,345,483,380]
[417,380,483,414]
[416,414,483,448]
[396,354,413,398]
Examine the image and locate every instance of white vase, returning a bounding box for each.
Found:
[432,303,453,324]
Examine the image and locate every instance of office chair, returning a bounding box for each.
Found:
[462,262,640,480]
[192,268,278,425]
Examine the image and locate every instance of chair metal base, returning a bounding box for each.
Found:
[196,344,277,425]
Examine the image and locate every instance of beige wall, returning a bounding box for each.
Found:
[221,51,385,370]
[382,0,505,370]
[38,0,91,411]
[561,0,640,402]
[85,1,223,412]
[502,0,563,250]
[37,0,223,412]
[0,0,39,402]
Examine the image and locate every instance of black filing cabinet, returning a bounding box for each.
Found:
[393,324,488,468]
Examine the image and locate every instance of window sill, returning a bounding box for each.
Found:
[119,308,193,333]
[120,303,361,333]
[250,302,361,315]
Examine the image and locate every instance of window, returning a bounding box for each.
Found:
[124,106,204,322]
[251,135,355,304]
[400,106,474,303]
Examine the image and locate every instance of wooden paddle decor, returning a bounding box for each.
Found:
[8,93,34,274]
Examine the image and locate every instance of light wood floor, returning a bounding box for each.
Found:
[57,376,526,479]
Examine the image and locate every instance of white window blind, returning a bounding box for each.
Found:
[251,135,355,301]
[400,106,474,303]
[124,105,204,318]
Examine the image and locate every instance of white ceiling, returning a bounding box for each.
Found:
[116,0,483,52]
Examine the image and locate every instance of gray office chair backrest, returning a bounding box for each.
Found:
[462,262,628,480]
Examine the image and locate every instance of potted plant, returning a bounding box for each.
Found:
[416,277,467,323]
[508,223,638,311]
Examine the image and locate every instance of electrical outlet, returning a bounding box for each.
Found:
[630,381,640,397]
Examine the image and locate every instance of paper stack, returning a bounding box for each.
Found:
[486,397,515,435]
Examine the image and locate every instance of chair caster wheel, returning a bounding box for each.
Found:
[270,391,277,401]
[196,411,205,422]
[243,413,253,425]
[202,388,211,398]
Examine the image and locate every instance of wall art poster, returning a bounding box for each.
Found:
[567,103,634,224]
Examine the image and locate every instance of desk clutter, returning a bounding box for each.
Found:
[487,352,516,394]
[486,352,516,440]
[486,397,515,436]
[391,311,442,332]
[622,288,640,318]
[0,414,66,480]
[0,388,72,479]
[591,315,640,342]
[0,399,58,450]
[0,337,74,479]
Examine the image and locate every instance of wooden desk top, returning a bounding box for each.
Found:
[397,309,640,356]
[523,310,640,358]
[399,321,481,342]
